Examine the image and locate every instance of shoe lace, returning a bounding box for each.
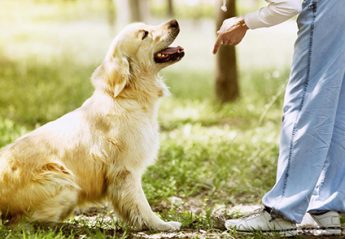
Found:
[245,207,271,220]
[241,207,281,223]
[264,207,280,222]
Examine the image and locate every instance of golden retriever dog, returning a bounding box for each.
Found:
[0,19,184,231]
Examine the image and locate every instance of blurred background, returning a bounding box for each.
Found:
[0,0,300,234]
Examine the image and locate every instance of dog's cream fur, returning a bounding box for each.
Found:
[0,20,183,231]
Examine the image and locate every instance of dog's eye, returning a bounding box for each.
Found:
[141,30,149,40]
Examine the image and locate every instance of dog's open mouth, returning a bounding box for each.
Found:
[154,46,185,64]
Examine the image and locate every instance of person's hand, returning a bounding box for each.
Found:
[213,17,249,54]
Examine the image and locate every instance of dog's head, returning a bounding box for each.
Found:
[107,19,184,70]
[92,20,184,98]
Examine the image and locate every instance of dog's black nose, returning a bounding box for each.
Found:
[168,19,179,29]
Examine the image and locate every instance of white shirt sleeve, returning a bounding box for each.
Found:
[244,0,302,29]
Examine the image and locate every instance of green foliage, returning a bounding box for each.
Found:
[0,117,27,147]
[0,50,290,237]
[0,1,294,237]
[0,57,94,127]
[0,0,111,23]
[150,3,215,20]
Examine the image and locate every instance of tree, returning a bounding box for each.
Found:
[215,0,239,103]
[114,0,149,29]
[106,0,116,33]
[167,0,174,17]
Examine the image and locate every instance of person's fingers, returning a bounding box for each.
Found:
[235,37,243,45]
[213,34,224,54]
[229,38,237,45]
[233,36,242,45]
[234,39,242,45]
[224,40,230,45]
[223,36,234,45]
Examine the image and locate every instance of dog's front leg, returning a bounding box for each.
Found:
[108,170,181,231]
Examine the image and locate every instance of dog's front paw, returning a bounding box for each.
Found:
[156,221,181,231]
[166,221,181,231]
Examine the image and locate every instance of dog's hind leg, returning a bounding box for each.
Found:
[28,162,80,222]
[6,161,80,223]
[30,187,78,222]
[108,170,181,231]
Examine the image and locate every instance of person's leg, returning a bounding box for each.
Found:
[307,72,345,213]
[298,82,345,234]
[262,0,345,223]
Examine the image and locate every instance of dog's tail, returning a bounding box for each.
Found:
[33,161,79,190]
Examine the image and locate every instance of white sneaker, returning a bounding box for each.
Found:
[298,211,342,236]
[225,208,298,237]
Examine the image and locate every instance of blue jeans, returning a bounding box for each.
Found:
[262,0,345,223]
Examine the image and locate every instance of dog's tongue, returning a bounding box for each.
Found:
[158,46,184,54]
[154,46,185,63]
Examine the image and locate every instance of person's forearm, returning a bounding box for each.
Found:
[244,0,302,29]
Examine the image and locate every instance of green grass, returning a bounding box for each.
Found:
[0,57,94,127]
[0,54,289,238]
[0,1,299,238]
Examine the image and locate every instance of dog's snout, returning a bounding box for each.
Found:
[168,19,179,30]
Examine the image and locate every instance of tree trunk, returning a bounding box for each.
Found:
[215,0,239,103]
[106,0,116,33]
[128,0,143,22]
[114,0,149,29]
[167,0,174,17]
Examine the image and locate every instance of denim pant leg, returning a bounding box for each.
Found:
[262,0,345,223]
[307,73,345,213]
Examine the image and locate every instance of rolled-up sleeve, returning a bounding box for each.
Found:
[244,0,302,29]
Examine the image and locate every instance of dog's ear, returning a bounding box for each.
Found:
[92,56,130,98]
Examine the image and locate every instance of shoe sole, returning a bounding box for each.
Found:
[231,229,298,237]
[300,228,342,236]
